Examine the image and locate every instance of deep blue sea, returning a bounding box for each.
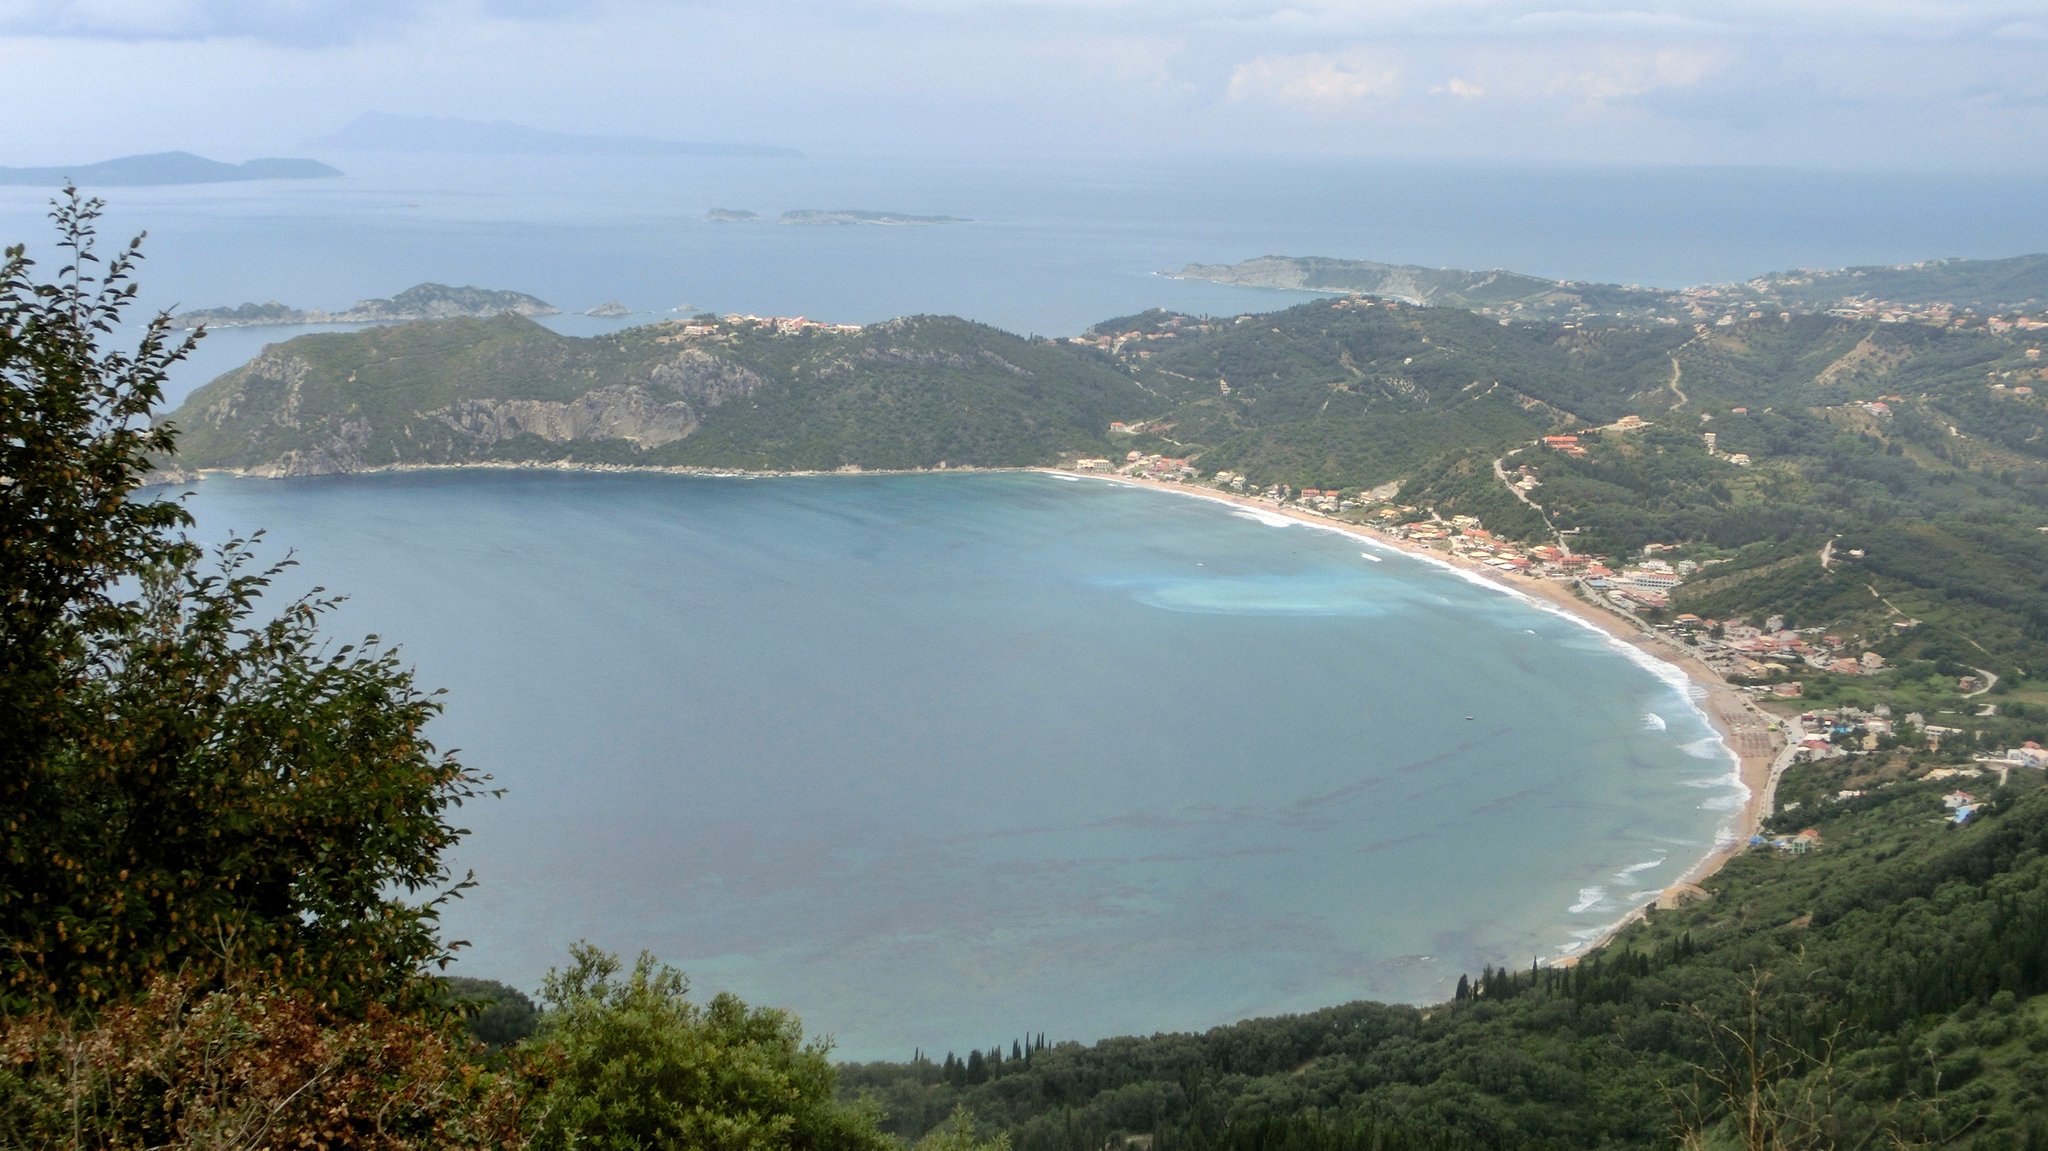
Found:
[180,471,1738,1059]
[20,152,2039,1056]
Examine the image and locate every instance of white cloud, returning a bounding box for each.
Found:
[2,0,2046,168]
[1541,47,1725,104]
[1227,50,1401,109]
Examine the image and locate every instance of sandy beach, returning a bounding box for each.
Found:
[1044,469,1787,914]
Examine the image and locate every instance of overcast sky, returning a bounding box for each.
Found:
[3,0,2045,168]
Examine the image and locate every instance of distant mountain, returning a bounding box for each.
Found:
[1167,255,1675,322]
[0,152,341,187]
[310,113,800,159]
[1172,252,2048,325]
[1745,253,2048,310]
[171,283,558,330]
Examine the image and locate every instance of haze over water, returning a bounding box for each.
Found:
[5,152,2047,408]
[182,471,1737,1059]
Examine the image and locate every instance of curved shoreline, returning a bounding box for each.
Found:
[1031,469,1786,960]
[169,457,1786,970]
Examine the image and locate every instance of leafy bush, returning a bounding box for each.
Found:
[519,944,890,1151]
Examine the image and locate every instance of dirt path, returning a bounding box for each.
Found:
[1493,448,1571,553]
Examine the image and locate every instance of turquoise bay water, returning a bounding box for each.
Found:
[180,471,1738,1059]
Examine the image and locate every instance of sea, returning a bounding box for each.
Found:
[9,150,2043,1058]
[179,469,1740,1059]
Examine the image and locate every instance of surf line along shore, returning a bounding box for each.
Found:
[1042,468,1788,951]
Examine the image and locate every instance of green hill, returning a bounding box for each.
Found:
[164,294,2048,689]
[168,313,1149,475]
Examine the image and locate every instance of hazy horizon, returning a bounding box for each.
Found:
[5,2,2046,172]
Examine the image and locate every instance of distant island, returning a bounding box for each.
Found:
[780,209,968,226]
[0,152,341,188]
[584,301,634,317]
[309,113,800,159]
[1170,253,2048,325]
[703,208,966,226]
[171,283,558,330]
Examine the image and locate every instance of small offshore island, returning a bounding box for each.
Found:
[708,207,970,225]
[170,282,560,330]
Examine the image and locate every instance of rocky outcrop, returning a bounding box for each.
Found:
[246,419,375,477]
[418,351,768,451]
[648,349,766,403]
[429,387,700,449]
[186,350,316,435]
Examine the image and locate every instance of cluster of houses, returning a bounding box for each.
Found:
[1985,741,2048,772]
[1748,827,1824,854]
[1074,451,1200,482]
[1821,297,2048,333]
[1666,615,1900,684]
[1669,273,2048,333]
[654,314,864,343]
[724,314,863,336]
[1785,704,1936,759]
[1065,312,1227,358]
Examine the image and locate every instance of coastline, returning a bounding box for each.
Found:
[1034,468,1787,957]
[160,459,1010,484]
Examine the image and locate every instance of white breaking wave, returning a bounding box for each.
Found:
[1641,711,1667,732]
[1359,551,1381,562]
[1230,507,1299,529]
[1615,857,1666,881]
[1570,886,1608,914]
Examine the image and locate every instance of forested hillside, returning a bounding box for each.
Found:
[164,290,2048,705]
[170,313,1148,474]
